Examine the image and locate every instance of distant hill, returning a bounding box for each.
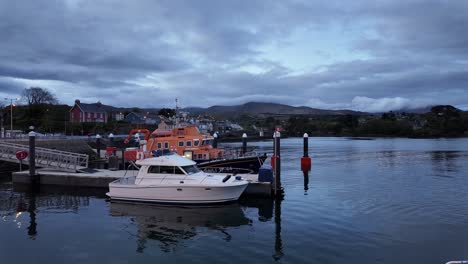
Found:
[392,106,433,114]
[183,102,364,119]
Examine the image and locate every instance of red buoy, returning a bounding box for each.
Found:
[301,156,311,172]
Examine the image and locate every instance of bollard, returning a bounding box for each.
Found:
[301,133,312,172]
[213,132,218,148]
[96,134,102,158]
[242,133,247,155]
[29,130,36,178]
[274,131,283,198]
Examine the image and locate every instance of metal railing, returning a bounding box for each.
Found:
[0,142,88,172]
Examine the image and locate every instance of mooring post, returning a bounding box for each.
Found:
[301,133,312,174]
[242,133,247,155]
[213,132,218,148]
[303,133,308,158]
[274,131,282,198]
[109,133,116,155]
[109,133,114,147]
[29,130,36,179]
[96,134,102,158]
[121,148,125,170]
[300,133,312,194]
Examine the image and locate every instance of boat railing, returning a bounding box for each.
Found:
[219,147,267,160]
[201,167,254,174]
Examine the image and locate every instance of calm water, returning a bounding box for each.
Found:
[2,137,468,264]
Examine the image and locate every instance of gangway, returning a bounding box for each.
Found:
[0,141,88,172]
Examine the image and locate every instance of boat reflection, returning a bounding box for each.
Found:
[110,202,252,252]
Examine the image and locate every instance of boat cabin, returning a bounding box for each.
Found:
[134,154,204,185]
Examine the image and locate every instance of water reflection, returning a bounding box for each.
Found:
[26,192,37,239]
[273,199,283,261]
[303,171,309,194]
[110,202,252,252]
[239,198,273,222]
[430,151,463,177]
[1,184,93,240]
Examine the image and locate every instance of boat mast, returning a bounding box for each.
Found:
[175,97,179,128]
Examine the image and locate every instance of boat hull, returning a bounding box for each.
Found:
[107,183,248,204]
[197,155,267,173]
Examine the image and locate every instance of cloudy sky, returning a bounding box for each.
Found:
[0,0,467,112]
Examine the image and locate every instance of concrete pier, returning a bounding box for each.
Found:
[12,169,272,197]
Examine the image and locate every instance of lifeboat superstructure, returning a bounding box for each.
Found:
[123,126,267,173]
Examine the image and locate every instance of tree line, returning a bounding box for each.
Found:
[245,105,468,138]
[2,87,468,138]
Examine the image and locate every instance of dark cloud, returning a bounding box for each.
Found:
[0,0,466,112]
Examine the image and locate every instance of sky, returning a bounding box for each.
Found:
[0,0,467,112]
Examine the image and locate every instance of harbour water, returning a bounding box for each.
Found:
[1,137,468,263]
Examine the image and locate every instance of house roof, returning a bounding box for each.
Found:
[126,112,144,119]
[73,102,107,113]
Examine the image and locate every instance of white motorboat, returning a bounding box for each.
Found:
[106,153,249,204]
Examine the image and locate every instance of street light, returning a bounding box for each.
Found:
[4,97,19,132]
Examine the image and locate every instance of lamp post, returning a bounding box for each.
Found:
[4,97,19,132]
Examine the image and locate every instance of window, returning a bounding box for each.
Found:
[87,112,90,118]
[182,165,201,175]
[193,139,200,147]
[148,166,160,173]
[201,139,206,146]
[159,166,174,174]
[178,141,184,147]
[157,142,162,149]
[164,142,169,149]
[174,167,185,174]
[186,140,192,147]
[148,166,184,174]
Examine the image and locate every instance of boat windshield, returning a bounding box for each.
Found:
[182,165,201,175]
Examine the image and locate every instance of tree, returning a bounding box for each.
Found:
[21,87,58,129]
[158,108,176,118]
[0,102,5,130]
[22,87,58,105]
